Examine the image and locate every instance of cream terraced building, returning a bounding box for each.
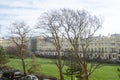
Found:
[88,34,120,60]
[35,34,120,60]
[0,34,120,60]
[0,37,31,51]
[35,37,71,56]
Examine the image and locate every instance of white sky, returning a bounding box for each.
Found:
[0,0,120,37]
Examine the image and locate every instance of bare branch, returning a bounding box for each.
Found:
[9,21,31,75]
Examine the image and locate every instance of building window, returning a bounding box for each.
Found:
[105,48,107,53]
[94,43,96,46]
[102,48,104,53]
[111,43,115,45]
[119,49,120,53]
[95,48,97,52]
[113,54,115,58]
[118,43,120,46]
[111,48,113,53]
[99,48,101,53]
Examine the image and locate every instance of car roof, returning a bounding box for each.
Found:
[27,74,37,77]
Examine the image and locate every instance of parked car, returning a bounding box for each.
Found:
[1,69,22,80]
[25,74,39,80]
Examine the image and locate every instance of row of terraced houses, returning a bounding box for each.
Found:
[0,34,120,61]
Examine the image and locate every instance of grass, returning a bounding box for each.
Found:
[7,58,120,80]
[7,58,70,80]
[90,64,120,80]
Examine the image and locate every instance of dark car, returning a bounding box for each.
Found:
[1,70,22,80]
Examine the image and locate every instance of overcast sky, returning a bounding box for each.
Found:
[0,0,120,37]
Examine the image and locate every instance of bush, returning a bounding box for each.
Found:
[36,74,57,80]
[8,55,19,59]
[0,46,9,70]
[28,55,41,75]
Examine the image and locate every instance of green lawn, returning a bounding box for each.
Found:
[7,58,120,80]
[90,64,120,80]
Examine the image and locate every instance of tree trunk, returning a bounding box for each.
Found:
[58,50,64,80]
[82,74,89,80]
[20,48,27,76]
[71,74,74,80]
[82,66,89,80]
[59,68,64,80]
[21,56,27,75]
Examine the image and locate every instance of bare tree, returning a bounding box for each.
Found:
[37,9,102,80]
[37,11,65,80]
[9,22,31,75]
[61,9,102,80]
